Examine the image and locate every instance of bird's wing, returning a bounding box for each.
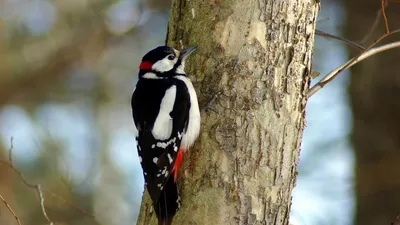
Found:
[131,78,190,203]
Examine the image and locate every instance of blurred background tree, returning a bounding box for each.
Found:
[346,0,400,224]
[0,0,398,225]
[0,0,171,224]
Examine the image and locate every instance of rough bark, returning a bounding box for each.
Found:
[137,0,319,224]
[346,1,400,225]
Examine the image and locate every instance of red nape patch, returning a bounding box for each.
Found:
[171,149,184,182]
[139,61,152,70]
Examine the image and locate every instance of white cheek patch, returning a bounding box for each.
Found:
[152,56,178,72]
[152,85,176,140]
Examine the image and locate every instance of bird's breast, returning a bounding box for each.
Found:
[174,75,201,149]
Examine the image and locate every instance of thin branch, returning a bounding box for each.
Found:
[0,159,54,224]
[308,35,400,97]
[317,17,330,24]
[0,160,36,188]
[381,0,390,33]
[0,159,96,221]
[0,139,96,223]
[41,188,95,219]
[358,0,388,44]
[0,194,22,225]
[36,185,53,225]
[310,1,400,97]
[316,29,365,50]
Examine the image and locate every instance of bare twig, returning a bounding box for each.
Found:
[0,138,96,224]
[36,185,53,225]
[317,17,330,24]
[381,0,390,33]
[0,160,36,188]
[41,188,95,219]
[0,194,22,225]
[358,1,388,44]
[0,159,54,224]
[316,29,365,50]
[310,1,400,97]
[308,29,400,97]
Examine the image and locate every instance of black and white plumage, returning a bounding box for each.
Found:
[131,46,200,225]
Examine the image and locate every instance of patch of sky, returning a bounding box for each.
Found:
[106,0,145,34]
[0,105,41,166]
[35,103,96,192]
[290,1,355,225]
[109,130,144,196]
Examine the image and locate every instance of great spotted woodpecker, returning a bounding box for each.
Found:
[131,46,200,225]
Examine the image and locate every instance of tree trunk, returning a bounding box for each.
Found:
[346,1,400,225]
[137,0,319,224]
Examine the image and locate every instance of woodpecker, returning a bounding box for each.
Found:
[131,45,200,225]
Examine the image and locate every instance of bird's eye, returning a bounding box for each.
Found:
[168,55,175,60]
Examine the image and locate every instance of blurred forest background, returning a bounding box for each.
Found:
[0,0,399,225]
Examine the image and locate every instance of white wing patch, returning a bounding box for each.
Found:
[152,85,176,140]
[175,76,201,149]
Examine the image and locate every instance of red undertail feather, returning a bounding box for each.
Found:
[171,149,184,182]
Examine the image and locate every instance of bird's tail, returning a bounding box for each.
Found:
[154,176,180,225]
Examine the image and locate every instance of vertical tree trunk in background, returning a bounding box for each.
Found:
[346,1,400,225]
[137,0,319,224]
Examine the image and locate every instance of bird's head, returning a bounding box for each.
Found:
[139,45,197,78]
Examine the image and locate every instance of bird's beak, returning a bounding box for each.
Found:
[179,45,198,60]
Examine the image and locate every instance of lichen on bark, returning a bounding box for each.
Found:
[136,0,320,224]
